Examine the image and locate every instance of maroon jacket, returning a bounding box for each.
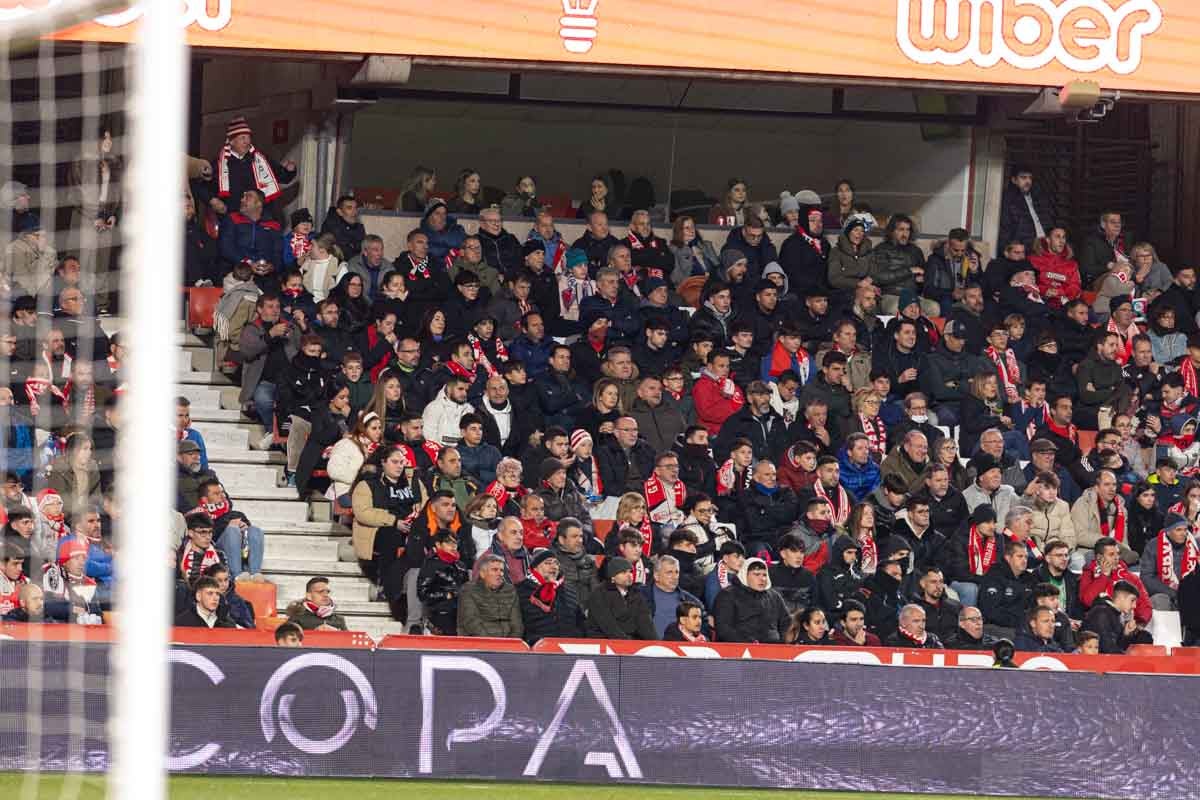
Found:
[828,628,883,647]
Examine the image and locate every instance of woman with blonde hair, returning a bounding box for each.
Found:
[958,371,1011,456]
[302,232,345,302]
[847,388,887,463]
[1129,241,1172,300]
[367,372,405,444]
[576,377,622,439]
[606,492,654,557]
[398,165,436,213]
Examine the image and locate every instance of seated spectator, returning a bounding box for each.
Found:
[924,462,969,537]
[7,214,58,297]
[175,576,236,629]
[517,489,556,551]
[629,375,686,457]
[536,345,588,431]
[693,350,744,437]
[204,563,255,629]
[871,215,935,316]
[978,538,1036,638]
[457,553,523,638]
[884,603,944,649]
[1071,469,1136,565]
[864,472,906,544]
[704,540,746,610]
[924,228,982,312]
[219,189,282,273]
[669,215,719,283]
[1000,505,1045,569]
[192,479,265,581]
[586,556,656,640]
[1029,227,1081,308]
[716,379,786,462]
[895,496,946,572]
[942,605,993,650]
[827,598,880,646]
[722,208,777,275]
[872,318,922,399]
[517,548,581,643]
[474,516,530,586]
[416,530,471,636]
[641,555,703,638]
[1021,471,1076,558]
[963,454,1019,526]
[1138,512,1198,611]
[325,411,384,501]
[533,449,581,529]
[784,605,831,645]
[739,460,800,560]
[856,541,909,640]
[911,565,959,642]
[1082,578,1153,654]
[944,504,1000,609]
[713,557,789,643]
[549,517,597,611]
[880,430,930,497]
[597,417,655,498]
[778,439,819,495]
[769,534,816,613]
[1075,331,1128,430]
[663,600,708,642]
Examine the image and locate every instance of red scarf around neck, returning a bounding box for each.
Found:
[1156,530,1200,590]
[1003,528,1043,561]
[985,346,1021,403]
[814,481,850,526]
[1182,359,1200,399]
[1098,496,1127,544]
[968,525,999,576]
[859,414,887,459]
[485,480,527,510]
[528,568,561,609]
[303,600,336,618]
[644,475,686,522]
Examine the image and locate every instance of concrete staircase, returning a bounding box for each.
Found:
[177,332,405,641]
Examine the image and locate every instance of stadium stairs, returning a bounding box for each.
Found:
[177,333,406,640]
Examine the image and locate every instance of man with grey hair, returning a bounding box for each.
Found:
[476,205,522,275]
[458,553,523,638]
[473,516,531,585]
[944,605,996,650]
[880,430,930,495]
[343,233,394,301]
[625,209,674,277]
[549,517,597,612]
[640,554,704,638]
[580,265,642,345]
[1002,505,1044,567]
[972,428,1026,487]
[884,603,944,649]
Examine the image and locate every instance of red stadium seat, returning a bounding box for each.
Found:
[930,316,945,333]
[677,275,707,309]
[540,193,575,219]
[1077,429,1097,455]
[1127,644,1169,657]
[187,286,223,332]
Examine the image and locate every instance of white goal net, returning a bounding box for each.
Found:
[0,2,186,799]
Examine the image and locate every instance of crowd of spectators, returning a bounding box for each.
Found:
[7,117,1200,656]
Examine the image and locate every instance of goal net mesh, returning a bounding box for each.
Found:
[0,6,186,799]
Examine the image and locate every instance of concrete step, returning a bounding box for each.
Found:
[265,534,343,562]
[184,346,214,372]
[192,422,253,451]
[234,499,309,523]
[207,448,285,466]
[259,521,350,536]
[179,370,234,386]
[179,384,227,410]
[179,350,193,373]
[209,462,283,491]
[268,572,371,603]
[189,407,247,423]
[337,600,393,616]
[228,485,300,501]
[263,559,361,576]
[346,617,407,640]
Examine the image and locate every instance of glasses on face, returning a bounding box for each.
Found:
[963,616,983,624]
[617,426,638,434]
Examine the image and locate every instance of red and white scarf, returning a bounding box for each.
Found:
[1156,530,1200,590]
[1107,317,1138,365]
[1003,528,1043,561]
[1098,495,1127,544]
[573,456,603,497]
[405,253,431,280]
[856,531,878,575]
[180,544,223,576]
[635,517,654,557]
[967,525,999,576]
[716,460,750,497]
[859,414,887,460]
[302,600,336,619]
[194,497,232,520]
[986,346,1021,404]
[485,480,528,510]
[0,572,28,615]
[467,334,509,378]
[714,560,737,592]
[1182,359,1200,399]
[814,481,851,526]
[289,232,312,261]
[528,568,562,610]
[630,557,648,585]
[1043,416,1078,448]
[60,382,95,418]
[217,145,281,202]
[1020,400,1050,441]
[644,475,686,525]
[24,376,65,417]
[445,359,475,382]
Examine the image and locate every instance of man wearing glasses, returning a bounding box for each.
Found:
[597,416,655,497]
[475,206,522,276]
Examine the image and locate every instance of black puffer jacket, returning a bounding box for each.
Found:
[417,554,471,635]
[769,562,815,614]
[516,576,583,644]
[737,484,800,554]
[815,536,864,619]
[712,581,790,643]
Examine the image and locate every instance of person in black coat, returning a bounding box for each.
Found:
[815,536,863,620]
[882,603,944,649]
[714,381,788,462]
[1082,579,1152,654]
[978,539,1036,634]
[1013,606,1065,653]
[737,463,801,558]
[996,166,1053,253]
[174,576,237,628]
[320,195,366,261]
[1034,541,1083,620]
[184,200,219,285]
[1148,267,1200,336]
[855,547,908,641]
[910,564,961,642]
[416,532,472,635]
[778,209,832,300]
[585,557,657,640]
[595,420,656,498]
[535,346,588,431]
[769,533,816,613]
[294,381,351,496]
[515,548,582,643]
[713,558,790,643]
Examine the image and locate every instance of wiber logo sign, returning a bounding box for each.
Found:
[559,0,598,54]
[0,0,232,30]
[896,0,1163,75]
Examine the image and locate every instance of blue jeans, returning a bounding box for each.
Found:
[218,524,265,575]
[950,580,979,609]
[253,380,277,431]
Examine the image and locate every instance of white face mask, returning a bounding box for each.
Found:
[911,414,929,424]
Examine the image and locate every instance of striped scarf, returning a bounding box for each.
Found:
[986,346,1021,404]
[814,480,850,526]
[859,414,887,460]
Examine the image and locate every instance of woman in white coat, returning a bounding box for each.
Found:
[326,411,384,502]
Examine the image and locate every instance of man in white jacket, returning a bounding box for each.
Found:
[423,375,473,447]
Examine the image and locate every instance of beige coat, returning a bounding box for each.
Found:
[1070,487,1137,563]
[1021,496,1077,551]
[350,474,427,560]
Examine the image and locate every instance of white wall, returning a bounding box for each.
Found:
[347,97,973,234]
